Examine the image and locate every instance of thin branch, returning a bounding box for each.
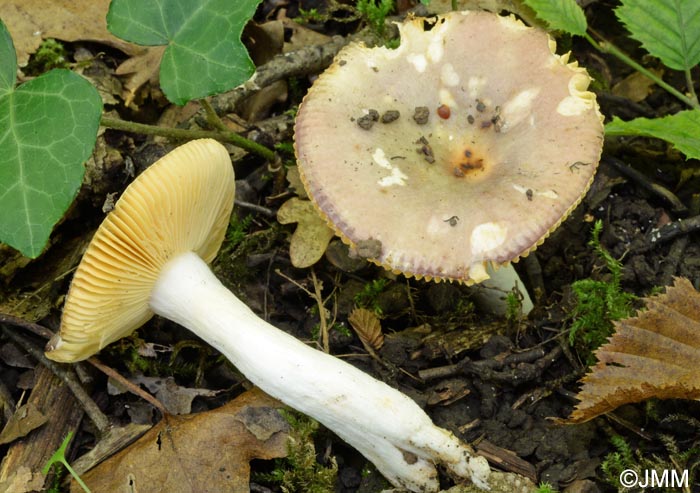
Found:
[684,67,699,106]
[87,357,167,415]
[200,99,229,132]
[311,268,329,354]
[584,32,700,110]
[100,116,276,161]
[1,327,110,434]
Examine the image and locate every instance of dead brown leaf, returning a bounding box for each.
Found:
[0,0,139,67]
[0,465,45,493]
[114,46,165,107]
[348,307,384,351]
[612,69,663,103]
[74,389,290,493]
[0,403,48,446]
[563,277,700,424]
[128,375,220,415]
[280,18,331,53]
[277,197,335,268]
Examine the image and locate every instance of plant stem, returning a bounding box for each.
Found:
[100,116,276,161]
[684,68,699,106]
[63,460,92,493]
[200,99,229,132]
[584,33,700,110]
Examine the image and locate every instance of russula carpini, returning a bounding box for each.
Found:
[46,139,490,492]
[295,11,604,293]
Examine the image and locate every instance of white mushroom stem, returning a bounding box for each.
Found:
[150,251,491,492]
[471,264,534,316]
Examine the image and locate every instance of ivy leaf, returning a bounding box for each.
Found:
[0,20,102,258]
[107,0,262,105]
[522,0,588,36]
[605,110,700,160]
[616,0,700,71]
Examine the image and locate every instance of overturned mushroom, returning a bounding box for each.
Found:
[295,11,603,305]
[45,139,490,492]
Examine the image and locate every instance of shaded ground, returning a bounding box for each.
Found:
[2,1,700,492]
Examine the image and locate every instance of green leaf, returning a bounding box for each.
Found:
[523,0,588,36]
[616,0,700,71]
[605,110,700,160]
[0,20,102,258]
[0,21,15,95]
[107,0,262,105]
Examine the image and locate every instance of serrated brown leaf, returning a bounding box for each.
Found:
[73,389,289,493]
[563,277,700,424]
[348,307,384,351]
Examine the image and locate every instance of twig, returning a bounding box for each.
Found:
[311,268,330,353]
[0,379,16,420]
[234,200,276,218]
[200,99,229,132]
[87,357,167,415]
[603,156,687,214]
[634,214,700,253]
[0,312,55,340]
[585,31,700,110]
[1,327,110,433]
[205,35,352,117]
[100,116,275,161]
[595,92,655,118]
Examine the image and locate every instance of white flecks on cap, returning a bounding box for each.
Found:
[439,88,457,109]
[441,63,460,87]
[427,24,448,63]
[372,148,392,169]
[378,167,408,187]
[467,76,486,99]
[501,88,541,130]
[513,184,559,200]
[373,148,408,187]
[407,53,428,73]
[471,222,508,256]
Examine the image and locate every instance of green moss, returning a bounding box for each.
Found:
[356,0,395,40]
[535,482,558,493]
[26,39,70,74]
[505,289,524,326]
[296,7,326,24]
[569,220,636,364]
[255,411,338,493]
[353,278,389,315]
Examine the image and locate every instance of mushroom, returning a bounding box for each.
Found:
[45,139,490,492]
[294,11,604,307]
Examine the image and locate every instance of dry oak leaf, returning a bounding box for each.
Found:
[73,389,290,493]
[0,0,139,67]
[277,197,335,268]
[563,277,700,424]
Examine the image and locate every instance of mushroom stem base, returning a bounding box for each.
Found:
[149,252,491,492]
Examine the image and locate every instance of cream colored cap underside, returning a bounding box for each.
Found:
[295,11,604,283]
[45,139,235,362]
